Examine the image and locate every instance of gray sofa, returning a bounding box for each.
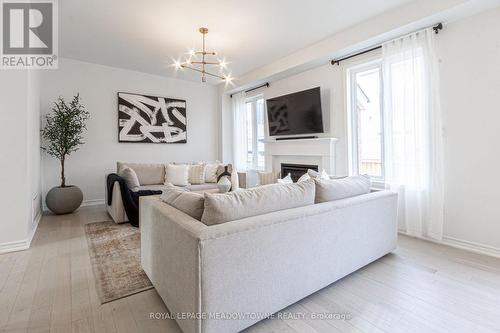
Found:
[140,183,398,333]
[106,162,228,223]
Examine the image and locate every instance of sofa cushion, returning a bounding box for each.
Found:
[201,179,315,226]
[160,186,205,220]
[189,164,206,184]
[165,164,190,186]
[119,167,140,190]
[130,184,168,192]
[117,162,165,185]
[187,183,219,192]
[314,175,371,203]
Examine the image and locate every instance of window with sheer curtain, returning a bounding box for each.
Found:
[231,93,265,172]
[245,96,265,170]
[348,28,444,240]
[382,28,444,240]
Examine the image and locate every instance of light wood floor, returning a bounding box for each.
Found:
[2,205,500,333]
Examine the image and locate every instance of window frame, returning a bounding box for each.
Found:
[346,60,385,187]
[245,95,265,171]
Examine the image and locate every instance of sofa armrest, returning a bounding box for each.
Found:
[105,178,128,223]
[140,196,207,333]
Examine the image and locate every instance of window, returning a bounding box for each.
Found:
[347,61,384,182]
[245,96,265,170]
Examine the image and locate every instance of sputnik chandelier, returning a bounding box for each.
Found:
[174,27,232,83]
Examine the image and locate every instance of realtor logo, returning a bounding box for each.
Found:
[1,0,58,69]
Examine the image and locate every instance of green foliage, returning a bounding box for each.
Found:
[41,94,89,187]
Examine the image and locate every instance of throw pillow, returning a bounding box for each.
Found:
[297,173,311,182]
[119,167,140,190]
[189,163,206,184]
[165,164,190,186]
[277,173,293,184]
[318,169,330,180]
[307,169,319,178]
[314,175,371,203]
[205,163,220,183]
[201,179,315,225]
[117,162,165,185]
[230,170,240,191]
[160,186,205,220]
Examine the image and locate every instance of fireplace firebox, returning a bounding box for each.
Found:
[280,163,318,182]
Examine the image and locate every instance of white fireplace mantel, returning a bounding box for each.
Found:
[264,138,338,175]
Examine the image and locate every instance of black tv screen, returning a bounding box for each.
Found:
[266,87,323,136]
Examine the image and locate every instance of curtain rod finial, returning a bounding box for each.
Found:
[433,23,443,34]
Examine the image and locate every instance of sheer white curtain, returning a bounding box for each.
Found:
[231,92,248,172]
[382,28,444,240]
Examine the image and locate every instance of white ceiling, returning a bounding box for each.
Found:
[60,0,414,83]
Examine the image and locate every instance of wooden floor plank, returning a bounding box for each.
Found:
[1,205,500,333]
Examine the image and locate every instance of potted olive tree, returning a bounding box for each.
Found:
[42,94,90,214]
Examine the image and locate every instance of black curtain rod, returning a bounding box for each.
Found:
[230,82,269,98]
[331,22,443,66]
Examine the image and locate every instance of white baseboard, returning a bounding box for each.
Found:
[81,199,105,207]
[398,231,500,259]
[0,213,41,254]
[441,236,500,259]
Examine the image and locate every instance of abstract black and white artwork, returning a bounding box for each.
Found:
[118,92,187,143]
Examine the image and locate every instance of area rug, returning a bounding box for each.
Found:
[84,221,153,304]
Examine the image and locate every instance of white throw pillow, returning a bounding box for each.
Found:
[277,173,293,184]
[205,163,220,183]
[297,173,311,182]
[230,170,240,191]
[165,164,189,186]
[317,169,330,180]
[314,175,371,203]
[119,167,140,190]
[188,163,206,184]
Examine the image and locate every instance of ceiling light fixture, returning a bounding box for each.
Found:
[175,27,230,83]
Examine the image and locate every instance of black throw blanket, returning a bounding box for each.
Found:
[106,173,162,227]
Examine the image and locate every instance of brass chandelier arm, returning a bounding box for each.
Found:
[181,65,226,80]
[188,61,220,65]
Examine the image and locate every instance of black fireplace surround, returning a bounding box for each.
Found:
[281,163,319,182]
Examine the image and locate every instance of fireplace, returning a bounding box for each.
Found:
[281,163,318,182]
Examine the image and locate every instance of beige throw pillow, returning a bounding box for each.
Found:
[205,163,220,183]
[189,164,206,184]
[314,175,371,203]
[201,179,315,226]
[165,164,189,186]
[160,186,205,220]
[117,162,165,185]
[118,167,140,190]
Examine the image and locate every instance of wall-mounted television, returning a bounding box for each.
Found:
[266,87,323,137]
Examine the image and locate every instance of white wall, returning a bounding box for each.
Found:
[40,58,219,204]
[243,64,348,175]
[437,7,500,251]
[220,6,500,254]
[0,69,41,251]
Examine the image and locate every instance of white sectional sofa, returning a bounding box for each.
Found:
[106,162,231,223]
[140,177,398,333]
